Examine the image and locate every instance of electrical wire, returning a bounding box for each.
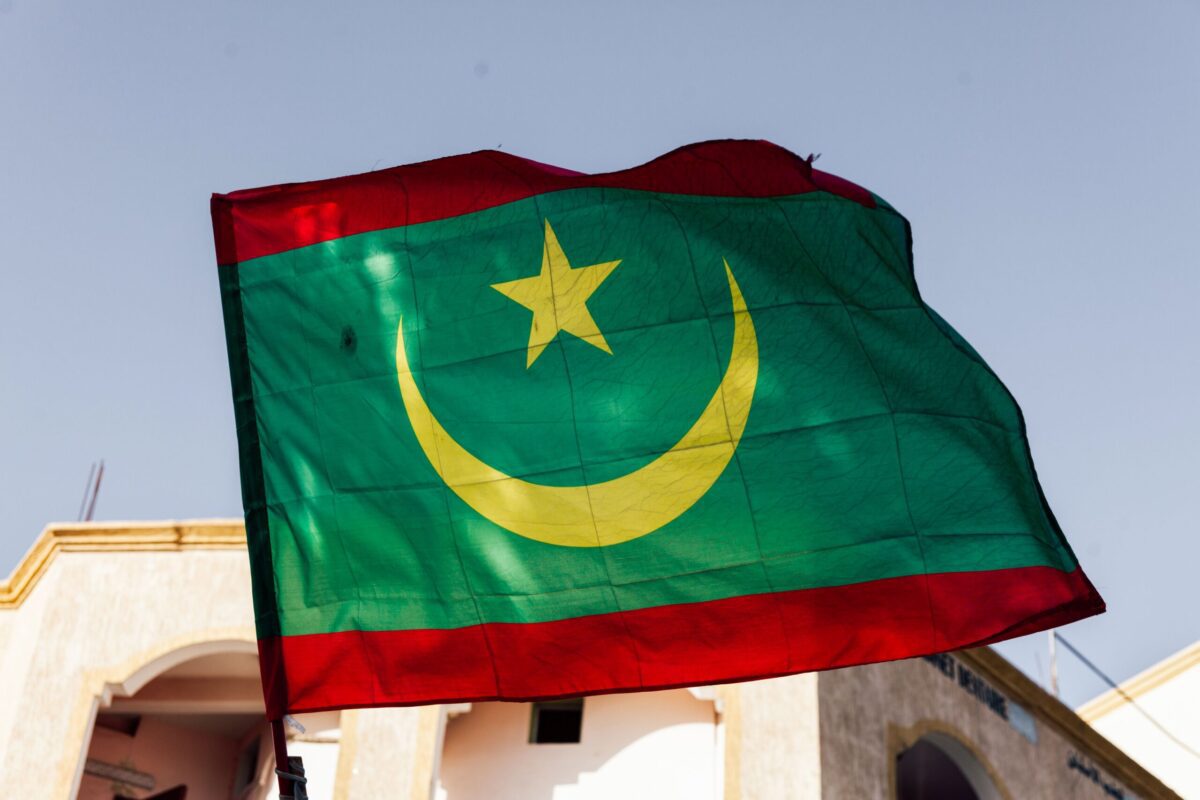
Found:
[1056,632,1200,760]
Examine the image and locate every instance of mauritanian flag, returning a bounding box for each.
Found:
[212,140,1103,718]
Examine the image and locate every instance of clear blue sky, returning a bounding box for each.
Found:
[2,0,1197,709]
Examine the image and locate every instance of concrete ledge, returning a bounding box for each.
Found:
[959,647,1179,800]
[1076,641,1200,723]
[0,520,246,608]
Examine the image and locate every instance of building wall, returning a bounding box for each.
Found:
[79,716,242,799]
[0,546,256,797]
[339,705,443,800]
[438,690,719,800]
[726,674,821,799]
[816,655,1149,800]
[1081,643,1200,799]
[0,559,49,776]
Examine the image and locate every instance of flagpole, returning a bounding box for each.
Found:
[271,718,294,797]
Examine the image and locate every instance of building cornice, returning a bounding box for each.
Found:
[1076,641,1200,723]
[0,520,246,609]
[958,647,1179,799]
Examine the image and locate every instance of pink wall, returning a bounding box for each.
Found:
[79,716,248,800]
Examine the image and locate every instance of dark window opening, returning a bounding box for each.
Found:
[529,698,584,744]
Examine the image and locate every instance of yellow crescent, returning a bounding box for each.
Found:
[395,259,758,548]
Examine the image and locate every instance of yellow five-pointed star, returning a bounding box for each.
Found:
[492,220,621,368]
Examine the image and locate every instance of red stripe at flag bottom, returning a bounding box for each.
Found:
[257,564,1101,717]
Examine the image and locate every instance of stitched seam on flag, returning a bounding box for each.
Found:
[837,290,940,650]
[249,400,1028,539]
[919,305,1075,570]
[352,183,413,708]
[248,295,928,403]
[268,566,1094,656]
[267,532,1068,617]
[856,218,920,304]
[271,559,1088,637]
[416,330,509,694]
[228,267,290,710]
[881,218,1071,568]
[397,178,504,698]
[353,407,1025,496]
[267,531,1067,607]
[447,169,638,688]
[485,170,648,682]
[229,188,898,270]
[291,263,379,698]
[654,197,792,661]
[657,199,779,615]
[842,298,942,653]
[411,267,507,699]
[251,404,1025,504]
[226,274,272,619]
[768,198,939,652]
[886,218,1075,579]
[525,187,648,689]
[261,431,1055,623]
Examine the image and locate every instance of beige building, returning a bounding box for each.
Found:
[1079,642,1200,799]
[0,521,1178,799]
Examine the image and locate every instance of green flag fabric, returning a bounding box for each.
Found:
[212,140,1103,716]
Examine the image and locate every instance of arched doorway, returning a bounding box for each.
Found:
[76,643,343,800]
[896,731,1004,800]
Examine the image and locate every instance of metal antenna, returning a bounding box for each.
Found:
[77,462,98,521]
[83,460,105,522]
